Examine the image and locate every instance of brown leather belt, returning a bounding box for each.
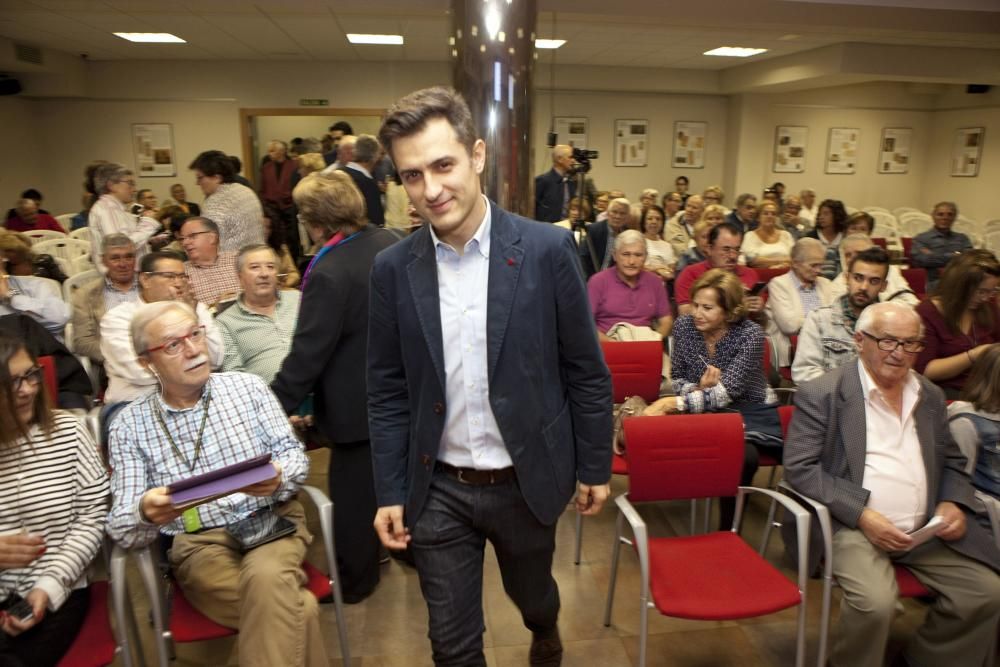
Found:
[436,462,516,486]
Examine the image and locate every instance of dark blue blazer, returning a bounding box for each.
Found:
[367,202,613,526]
[534,168,575,222]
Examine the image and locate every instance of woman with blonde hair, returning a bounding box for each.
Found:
[742,200,794,269]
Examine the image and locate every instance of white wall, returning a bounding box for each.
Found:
[0,97,43,213]
[922,106,1000,224]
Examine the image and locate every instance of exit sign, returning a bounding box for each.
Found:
[299,98,329,107]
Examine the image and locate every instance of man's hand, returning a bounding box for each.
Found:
[745,295,764,313]
[141,488,184,525]
[0,589,48,637]
[241,462,283,497]
[576,482,611,516]
[858,508,913,552]
[0,274,9,301]
[699,365,721,389]
[934,501,967,542]
[0,533,45,568]
[374,505,410,550]
[289,414,315,431]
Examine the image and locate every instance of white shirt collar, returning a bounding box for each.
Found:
[857,359,921,416]
[345,161,372,179]
[429,195,491,260]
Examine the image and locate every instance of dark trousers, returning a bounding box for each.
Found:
[328,440,381,602]
[410,471,560,666]
[275,206,301,263]
[718,442,784,530]
[0,588,90,667]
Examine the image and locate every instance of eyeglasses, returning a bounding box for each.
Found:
[144,271,188,283]
[861,331,925,354]
[11,365,43,392]
[975,287,1000,298]
[176,230,214,242]
[143,326,207,357]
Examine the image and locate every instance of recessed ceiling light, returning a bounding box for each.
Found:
[704,46,768,58]
[113,32,185,43]
[535,39,566,49]
[347,34,404,45]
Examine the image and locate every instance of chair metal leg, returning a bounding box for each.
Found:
[134,547,171,667]
[689,499,697,533]
[300,485,350,665]
[574,511,583,565]
[702,498,711,534]
[638,597,649,667]
[603,511,625,627]
[759,499,779,556]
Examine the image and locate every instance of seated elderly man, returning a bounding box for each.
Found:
[4,198,65,233]
[792,247,889,384]
[100,251,222,407]
[588,229,672,342]
[910,201,972,288]
[784,301,1000,667]
[71,233,140,363]
[0,239,70,338]
[106,301,328,667]
[665,194,704,258]
[829,232,918,305]
[216,244,300,383]
[179,217,240,307]
[764,238,835,367]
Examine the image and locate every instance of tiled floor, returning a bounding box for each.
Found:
[112,448,979,667]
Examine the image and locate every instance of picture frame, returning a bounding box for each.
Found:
[131,123,176,177]
[773,125,807,173]
[672,121,707,169]
[614,119,648,167]
[553,117,589,149]
[951,127,985,177]
[825,128,859,175]
[877,127,912,174]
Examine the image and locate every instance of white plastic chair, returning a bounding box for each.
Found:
[72,254,97,275]
[63,268,100,303]
[33,237,91,263]
[892,206,921,218]
[69,227,91,242]
[984,231,1000,255]
[983,220,1000,234]
[23,229,67,244]
[863,206,890,215]
[55,213,76,231]
[953,219,980,237]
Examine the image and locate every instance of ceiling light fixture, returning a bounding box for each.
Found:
[535,39,566,49]
[703,46,768,57]
[347,33,404,45]
[113,32,185,43]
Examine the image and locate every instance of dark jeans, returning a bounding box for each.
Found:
[0,588,90,667]
[410,470,560,666]
[328,440,380,602]
[275,206,301,263]
[718,442,784,531]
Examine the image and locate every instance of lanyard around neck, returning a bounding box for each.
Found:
[301,229,360,289]
[154,387,212,472]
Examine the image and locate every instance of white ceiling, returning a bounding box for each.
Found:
[0,0,997,71]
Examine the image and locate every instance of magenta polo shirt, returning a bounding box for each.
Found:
[587,267,671,333]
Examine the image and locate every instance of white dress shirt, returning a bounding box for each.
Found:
[857,361,928,532]
[87,194,160,272]
[432,197,512,470]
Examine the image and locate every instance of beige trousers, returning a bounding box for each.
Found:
[169,500,329,667]
[831,528,1000,667]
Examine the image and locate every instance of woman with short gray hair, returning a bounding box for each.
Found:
[87,162,165,272]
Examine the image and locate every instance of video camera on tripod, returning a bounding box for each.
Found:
[568,147,598,175]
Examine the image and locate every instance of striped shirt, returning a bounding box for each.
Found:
[201,183,265,253]
[789,270,822,317]
[107,372,308,548]
[0,412,109,611]
[217,291,301,383]
[184,251,241,306]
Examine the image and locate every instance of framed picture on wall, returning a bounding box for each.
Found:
[553,117,589,149]
[672,121,706,169]
[615,119,648,167]
[773,125,807,173]
[878,127,912,174]
[951,127,985,177]
[131,123,176,177]
[825,127,859,174]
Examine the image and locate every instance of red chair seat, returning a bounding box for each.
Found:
[645,532,802,620]
[57,582,116,667]
[758,453,780,468]
[611,453,628,475]
[894,564,932,598]
[170,561,331,642]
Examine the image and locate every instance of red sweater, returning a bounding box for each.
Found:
[5,213,65,233]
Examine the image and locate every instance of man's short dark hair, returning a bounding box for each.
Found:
[708,221,743,245]
[329,121,354,135]
[735,193,756,207]
[675,176,689,185]
[379,86,476,160]
[188,150,236,183]
[139,250,185,274]
[20,188,42,201]
[848,246,889,275]
[179,216,220,238]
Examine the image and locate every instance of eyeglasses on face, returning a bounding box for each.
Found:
[11,365,43,392]
[861,331,925,354]
[143,325,207,357]
[144,271,188,283]
[176,230,214,242]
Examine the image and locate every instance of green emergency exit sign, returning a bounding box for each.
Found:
[299,99,329,107]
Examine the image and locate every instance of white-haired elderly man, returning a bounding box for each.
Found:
[784,301,1000,667]
[106,300,328,667]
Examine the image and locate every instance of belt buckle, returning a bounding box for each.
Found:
[456,468,467,484]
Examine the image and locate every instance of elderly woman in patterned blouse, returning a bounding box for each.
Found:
[645,268,779,528]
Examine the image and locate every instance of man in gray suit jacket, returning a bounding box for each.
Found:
[784,301,1000,667]
[368,87,612,666]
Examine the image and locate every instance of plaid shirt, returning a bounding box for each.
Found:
[185,251,241,306]
[107,372,308,548]
[217,291,301,383]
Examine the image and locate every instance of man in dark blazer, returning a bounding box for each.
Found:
[339,134,385,227]
[783,301,1000,667]
[579,196,630,279]
[534,144,576,222]
[369,87,612,666]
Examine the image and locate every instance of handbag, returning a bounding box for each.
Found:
[612,395,648,455]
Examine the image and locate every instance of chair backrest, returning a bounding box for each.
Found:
[63,269,101,303]
[32,237,91,261]
[901,237,913,260]
[863,206,890,215]
[55,213,76,230]
[984,220,1000,234]
[869,210,898,229]
[984,230,1000,255]
[600,340,663,402]
[23,229,67,245]
[623,413,745,502]
[72,254,97,275]
[755,267,789,285]
[69,227,91,242]
[900,268,927,298]
[38,355,58,403]
[892,206,920,218]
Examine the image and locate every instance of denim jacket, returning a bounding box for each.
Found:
[791,295,858,385]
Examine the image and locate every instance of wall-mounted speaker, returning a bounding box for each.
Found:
[0,76,22,96]
[966,84,991,94]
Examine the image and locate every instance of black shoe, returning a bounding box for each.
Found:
[529,628,562,666]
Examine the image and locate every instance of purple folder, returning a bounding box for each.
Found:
[167,453,275,509]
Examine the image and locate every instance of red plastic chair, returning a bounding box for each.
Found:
[871,237,888,250]
[901,237,914,262]
[754,267,790,285]
[900,267,927,300]
[604,414,811,667]
[38,354,58,404]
